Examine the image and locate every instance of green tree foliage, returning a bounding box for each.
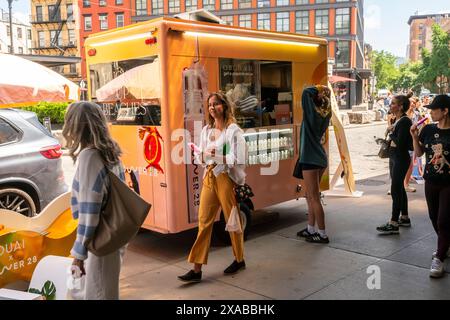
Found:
[371,50,399,90]
[372,24,449,94]
[394,61,423,92]
[417,24,450,93]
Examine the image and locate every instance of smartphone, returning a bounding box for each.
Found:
[188,142,201,153]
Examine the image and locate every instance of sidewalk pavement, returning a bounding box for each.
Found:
[118,174,450,300]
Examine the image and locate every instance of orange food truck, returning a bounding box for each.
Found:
[85,14,329,239]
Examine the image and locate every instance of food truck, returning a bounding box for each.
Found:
[85,14,329,238]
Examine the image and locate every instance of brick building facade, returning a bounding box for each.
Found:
[408,12,450,62]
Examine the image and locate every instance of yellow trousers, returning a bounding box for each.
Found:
[188,168,244,265]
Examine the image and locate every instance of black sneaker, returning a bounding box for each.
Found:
[398,217,411,227]
[178,270,202,283]
[376,222,399,235]
[305,233,330,244]
[224,260,246,275]
[297,228,313,238]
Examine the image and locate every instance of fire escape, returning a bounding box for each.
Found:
[49,0,66,55]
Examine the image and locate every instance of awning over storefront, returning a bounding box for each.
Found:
[329,75,357,83]
[356,68,372,80]
[18,54,81,67]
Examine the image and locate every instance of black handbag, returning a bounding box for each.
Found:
[378,135,392,159]
[234,184,254,203]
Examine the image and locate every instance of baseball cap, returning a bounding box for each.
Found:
[424,94,450,110]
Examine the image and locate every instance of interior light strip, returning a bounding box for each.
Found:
[243,129,293,137]
[185,31,319,47]
[90,33,151,47]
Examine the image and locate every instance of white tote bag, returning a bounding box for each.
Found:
[225,206,242,233]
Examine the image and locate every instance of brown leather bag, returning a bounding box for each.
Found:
[87,169,151,256]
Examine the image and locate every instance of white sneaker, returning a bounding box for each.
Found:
[429,258,445,278]
[405,186,416,193]
[432,248,450,259]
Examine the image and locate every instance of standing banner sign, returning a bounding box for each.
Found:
[183,62,208,223]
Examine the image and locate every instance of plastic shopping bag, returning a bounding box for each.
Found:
[225,206,242,233]
[66,265,85,300]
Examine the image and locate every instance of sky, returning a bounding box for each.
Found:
[364,0,449,57]
[2,0,450,58]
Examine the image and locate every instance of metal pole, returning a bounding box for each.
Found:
[7,0,14,54]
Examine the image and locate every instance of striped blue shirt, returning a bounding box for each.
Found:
[70,148,125,260]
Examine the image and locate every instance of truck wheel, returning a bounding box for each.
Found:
[0,188,37,217]
[213,202,252,245]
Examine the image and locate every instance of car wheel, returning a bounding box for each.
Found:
[0,188,37,217]
[213,202,252,245]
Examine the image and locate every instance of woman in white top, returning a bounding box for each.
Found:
[178,92,247,283]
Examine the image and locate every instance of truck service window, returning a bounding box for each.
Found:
[89,56,161,126]
[219,58,293,128]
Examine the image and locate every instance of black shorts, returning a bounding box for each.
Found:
[293,161,325,179]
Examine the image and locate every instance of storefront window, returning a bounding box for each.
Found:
[219,58,293,128]
[89,56,161,126]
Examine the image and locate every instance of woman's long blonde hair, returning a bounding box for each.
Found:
[62,101,122,166]
[207,92,237,128]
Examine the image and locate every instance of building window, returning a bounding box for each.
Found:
[135,0,147,16]
[18,47,23,54]
[68,29,76,45]
[185,0,197,12]
[221,0,233,10]
[335,8,350,34]
[84,15,92,31]
[99,0,107,6]
[99,14,108,30]
[239,0,251,9]
[116,0,124,4]
[27,29,31,40]
[36,6,43,22]
[257,13,270,30]
[276,12,290,32]
[8,45,12,53]
[277,0,289,6]
[336,41,350,68]
[315,0,328,3]
[70,63,77,74]
[50,30,62,46]
[239,14,251,28]
[257,0,270,7]
[296,0,309,4]
[67,4,73,21]
[203,0,216,11]
[168,0,181,13]
[152,0,164,15]
[221,15,233,25]
[315,9,328,35]
[116,13,124,28]
[335,0,349,2]
[295,11,309,34]
[48,5,61,21]
[38,31,45,47]
[83,0,90,7]
[17,27,22,39]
